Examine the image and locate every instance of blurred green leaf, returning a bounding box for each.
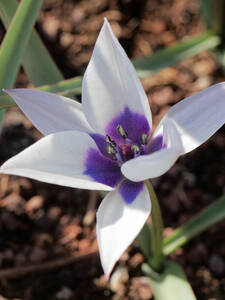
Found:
[0,0,63,86]
[0,0,43,92]
[1,31,221,109]
[163,193,225,256]
[143,261,196,300]
[0,76,82,109]
[198,0,212,28]
[136,223,152,259]
[134,31,221,77]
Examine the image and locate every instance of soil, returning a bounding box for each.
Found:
[0,0,225,299]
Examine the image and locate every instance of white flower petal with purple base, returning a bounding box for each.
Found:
[82,18,152,136]
[156,82,225,154]
[96,182,151,277]
[0,130,118,191]
[122,147,180,181]
[121,120,183,181]
[3,89,93,136]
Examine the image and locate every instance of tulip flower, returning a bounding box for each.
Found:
[1,19,225,277]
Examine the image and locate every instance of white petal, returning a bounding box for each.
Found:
[96,183,151,277]
[121,119,182,181]
[121,148,180,182]
[0,130,113,191]
[159,82,225,154]
[82,18,152,135]
[3,89,93,135]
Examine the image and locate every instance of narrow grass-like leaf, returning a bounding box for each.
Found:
[0,0,63,86]
[143,261,196,300]
[136,223,152,259]
[134,31,221,77]
[198,0,212,28]
[163,194,225,256]
[0,76,82,109]
[0,0,43,92]
[0,32,221,110]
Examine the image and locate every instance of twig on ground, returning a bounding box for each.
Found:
[0,248,98,280]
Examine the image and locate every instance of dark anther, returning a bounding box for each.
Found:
[131,144,140,155]
[106,135,116,147]
[107,144,117,156]
[141,133,147,145]
[117,125,127,139]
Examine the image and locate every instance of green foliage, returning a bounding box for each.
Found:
[163,193,225,255]
[136,223,152,259]
[0,0,44,92]
[0,76,82,109]
[0,0,63,86]
[134,31,221,77]
[143,261,196,300]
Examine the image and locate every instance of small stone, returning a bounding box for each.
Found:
[47,206,62,222]
[15,252,26,265]
[1,192,26,215]
[110,266,129,292]
[78,239,91,251]
[29,247,48,264]
[26,196,44,215]
[130,277,153,300]
[129,253,144,267]
[193,76,212,91]
[209,254,225,276]
[4,249,14,263]
[42,15,59,40]
[151,86,174,106]
[56,286,73,299]
[1,211,20,231]
[60,33,74,47]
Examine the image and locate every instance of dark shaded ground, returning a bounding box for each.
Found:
[0,0,225,299]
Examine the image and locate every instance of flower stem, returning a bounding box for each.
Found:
[145,180,165,272]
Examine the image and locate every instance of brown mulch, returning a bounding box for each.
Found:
[0,0,225,299]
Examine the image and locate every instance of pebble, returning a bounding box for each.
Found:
[109,266,129,292]
[209,254,225,276]
[29,247,48,264]
[56,286,73,299]
[47,206,62,222]
[26,195,44,215]
[151,86,174,106]
[130,277,153,300]
[1,192,26,215]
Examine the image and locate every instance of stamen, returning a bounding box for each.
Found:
[117,125,128,139]
[141,133,147,145]
[131,144,140,155]
[106,135,116,148]
[107,144,117,158]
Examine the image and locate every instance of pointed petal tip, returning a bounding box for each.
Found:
[103,17,108,24]
[96,185,150,280]
[104,273,110,281]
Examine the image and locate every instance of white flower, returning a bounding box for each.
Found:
[1,19,225,277]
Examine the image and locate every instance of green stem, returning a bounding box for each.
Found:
[145,180,164,271]
[163,193,225,255]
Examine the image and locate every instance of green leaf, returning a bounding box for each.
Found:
[163,193,225,256]
[136,223,152,259]
[0,0,63,86]
[0,0,43,92]
[143,261,196,300]
[0,109,5,133]
[134,31,221,78]
[198,0,212,28]
[0,76,82,109]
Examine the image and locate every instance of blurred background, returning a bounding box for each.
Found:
[0,0,225,299]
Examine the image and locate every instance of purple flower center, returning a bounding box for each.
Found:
[84,107,166,203]
[104,125,147,165]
